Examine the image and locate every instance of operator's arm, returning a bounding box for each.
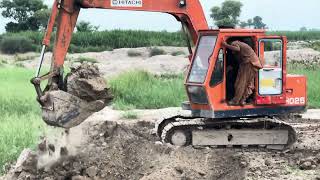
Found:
[222,41,240,52]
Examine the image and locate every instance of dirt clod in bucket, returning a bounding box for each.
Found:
[41,63,113,128]
[65,63,113,104]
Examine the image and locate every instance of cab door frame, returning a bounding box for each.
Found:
[255,36,287,105]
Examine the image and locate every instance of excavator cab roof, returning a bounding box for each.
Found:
[198,28,267,36]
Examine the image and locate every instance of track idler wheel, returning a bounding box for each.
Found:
[169,129,192,146]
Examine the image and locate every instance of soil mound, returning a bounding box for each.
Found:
[3,108,245,180]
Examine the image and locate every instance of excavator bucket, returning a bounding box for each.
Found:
[32,63,113,128]
[41,90,105,128]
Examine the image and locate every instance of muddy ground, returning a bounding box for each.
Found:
[1,108,320,180]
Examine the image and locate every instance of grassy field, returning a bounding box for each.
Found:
[1,30,320,54]
[0,68,43,174]
[109,71,186,110]
[288,64,320,108]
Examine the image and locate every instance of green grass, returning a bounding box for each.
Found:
[121,111,139,119]
[109,71,186,110]
[0,67,44,174]
[288,63,320,108]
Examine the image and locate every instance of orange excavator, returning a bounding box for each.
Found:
[31,0,307,149]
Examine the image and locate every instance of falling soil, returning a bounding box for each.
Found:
[2,108,320,180]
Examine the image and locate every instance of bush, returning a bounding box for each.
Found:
[127,50,142,57]
[149,47,166,57]
[310,41,320,51]
[171,50,185,56]
[74,57,98,63]
[14,54,38,62]
[0,36,36,54]
[121,111,138,119]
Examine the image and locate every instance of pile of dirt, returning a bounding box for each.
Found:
[2,108,320,180]
[3,108,246,180]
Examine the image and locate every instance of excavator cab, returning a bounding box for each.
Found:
[155,29,306,148]
[184,29,307,118]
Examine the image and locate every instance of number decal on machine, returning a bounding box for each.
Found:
[286,97,305,105]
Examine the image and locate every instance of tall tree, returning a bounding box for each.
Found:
[300,27,308,31]
[239,21,248,28]
[252,16,267,29]
[0,0,49,32]
[247,19,253,28]
[210,0,243,28]
[76,21,99,32]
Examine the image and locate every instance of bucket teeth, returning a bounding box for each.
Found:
[41,90,105,128]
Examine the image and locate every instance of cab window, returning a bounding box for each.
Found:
[188,36,217,83]
[210,49,224,86]
[258,39,283,95]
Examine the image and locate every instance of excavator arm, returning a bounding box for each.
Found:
[31,0,208,128]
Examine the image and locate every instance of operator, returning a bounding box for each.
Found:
[222,40,262,106]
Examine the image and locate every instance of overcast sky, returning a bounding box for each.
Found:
[0,0,319,33]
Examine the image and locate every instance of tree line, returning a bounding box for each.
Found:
[0,0,270,33]
[210,0,267,29]
[0,0,317,33]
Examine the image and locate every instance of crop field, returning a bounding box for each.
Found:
[1,30,320,54]
[267,31,320,41]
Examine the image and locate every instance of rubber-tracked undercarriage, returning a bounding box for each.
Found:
[156,116,296,150]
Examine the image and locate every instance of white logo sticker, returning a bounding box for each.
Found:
[111,0,143,7]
